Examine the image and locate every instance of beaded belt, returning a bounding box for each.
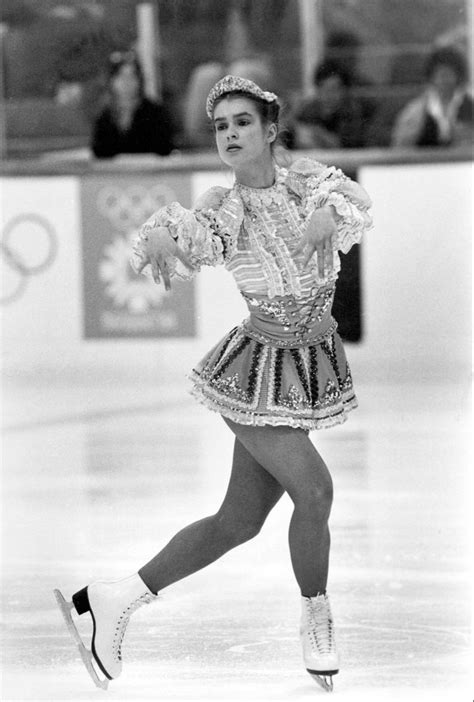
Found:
[241,289,337,348]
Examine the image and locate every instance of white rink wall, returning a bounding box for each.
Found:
[354,161,472,383]
[1,161,471,386]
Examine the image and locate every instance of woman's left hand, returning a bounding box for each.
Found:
[294,206,338,277]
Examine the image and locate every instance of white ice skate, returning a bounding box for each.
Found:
[300,593,339,692]
[54,573,156,689]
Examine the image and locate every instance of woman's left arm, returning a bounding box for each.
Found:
[294,205,338,278]
[289,158,373,277]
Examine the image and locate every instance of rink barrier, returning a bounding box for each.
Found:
[0,149,471,384]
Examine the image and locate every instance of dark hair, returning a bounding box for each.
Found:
[313,60,352,88]
[107,51,145,99]
[424,46,468,84]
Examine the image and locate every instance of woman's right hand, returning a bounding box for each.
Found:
[136,226,193,290]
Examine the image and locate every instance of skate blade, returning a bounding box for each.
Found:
[307,671,335,692]
[53,588,109,690]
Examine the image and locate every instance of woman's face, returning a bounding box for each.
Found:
[111,63,141,100]
[317,75,345,114]
[430,64,459,101]
[213,96,275,168]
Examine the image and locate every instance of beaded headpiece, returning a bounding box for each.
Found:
[206,74,278,118]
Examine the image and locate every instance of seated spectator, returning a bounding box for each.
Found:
[294,60,366,149]
[92,51,175,158]
[324,30,377,127]
[391,46,473,148]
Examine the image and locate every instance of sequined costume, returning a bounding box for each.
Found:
[131,157,372,431]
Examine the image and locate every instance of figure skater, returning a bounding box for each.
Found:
[54,75,372,693]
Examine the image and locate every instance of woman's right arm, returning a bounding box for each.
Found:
[130,189,244,289]
[132,225,193,290]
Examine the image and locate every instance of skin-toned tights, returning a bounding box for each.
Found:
[139,420,332,597]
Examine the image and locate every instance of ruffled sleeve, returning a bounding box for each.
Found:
[286,157,373,254]
[131,186,244,281]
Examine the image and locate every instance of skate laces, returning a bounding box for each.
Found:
[113,592,155,661]
[305,596,334,655]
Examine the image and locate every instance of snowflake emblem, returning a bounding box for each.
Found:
[99,232,166,314]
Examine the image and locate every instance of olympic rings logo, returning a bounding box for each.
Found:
[1,214,58,304]
[96,184,177,229]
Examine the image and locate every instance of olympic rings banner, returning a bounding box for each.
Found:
[1,212,58,306]
[80,174,196,338]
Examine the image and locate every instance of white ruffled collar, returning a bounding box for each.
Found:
[232,166,289,208]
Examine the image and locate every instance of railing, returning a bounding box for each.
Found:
[1,145,472,177]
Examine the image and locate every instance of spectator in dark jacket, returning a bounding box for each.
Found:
[92,52,175,158]
[324,30,377,128]
[295,60,366,149]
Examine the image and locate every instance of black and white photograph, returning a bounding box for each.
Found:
[1,1,472,700]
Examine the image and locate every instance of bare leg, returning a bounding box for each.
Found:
[139,437,284,593]
[223,419,333,597]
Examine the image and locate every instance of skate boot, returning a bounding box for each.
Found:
[300,593,339,692]
[54,573,156,689]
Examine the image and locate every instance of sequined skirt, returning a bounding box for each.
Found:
[189,291,357,431]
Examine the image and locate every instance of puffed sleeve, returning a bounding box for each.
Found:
[287,157,373,253]
[131,186,244,281]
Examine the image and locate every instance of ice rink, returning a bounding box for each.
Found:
[1,0,474,697]
[1,158,472,701]
[2,372,471,702]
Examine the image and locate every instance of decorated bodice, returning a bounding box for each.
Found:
[228,171,328,298]
[131,157,372,301]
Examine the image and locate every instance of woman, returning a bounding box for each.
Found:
[295,60,366,149]
[55,75,372,693]
[91,51,175,158]
[391,46,473,148]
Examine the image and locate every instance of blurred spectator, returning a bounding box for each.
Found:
[325,30,377,127]
[294,60,365,149]
[391,46,473,147]
[91,52,175,158]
